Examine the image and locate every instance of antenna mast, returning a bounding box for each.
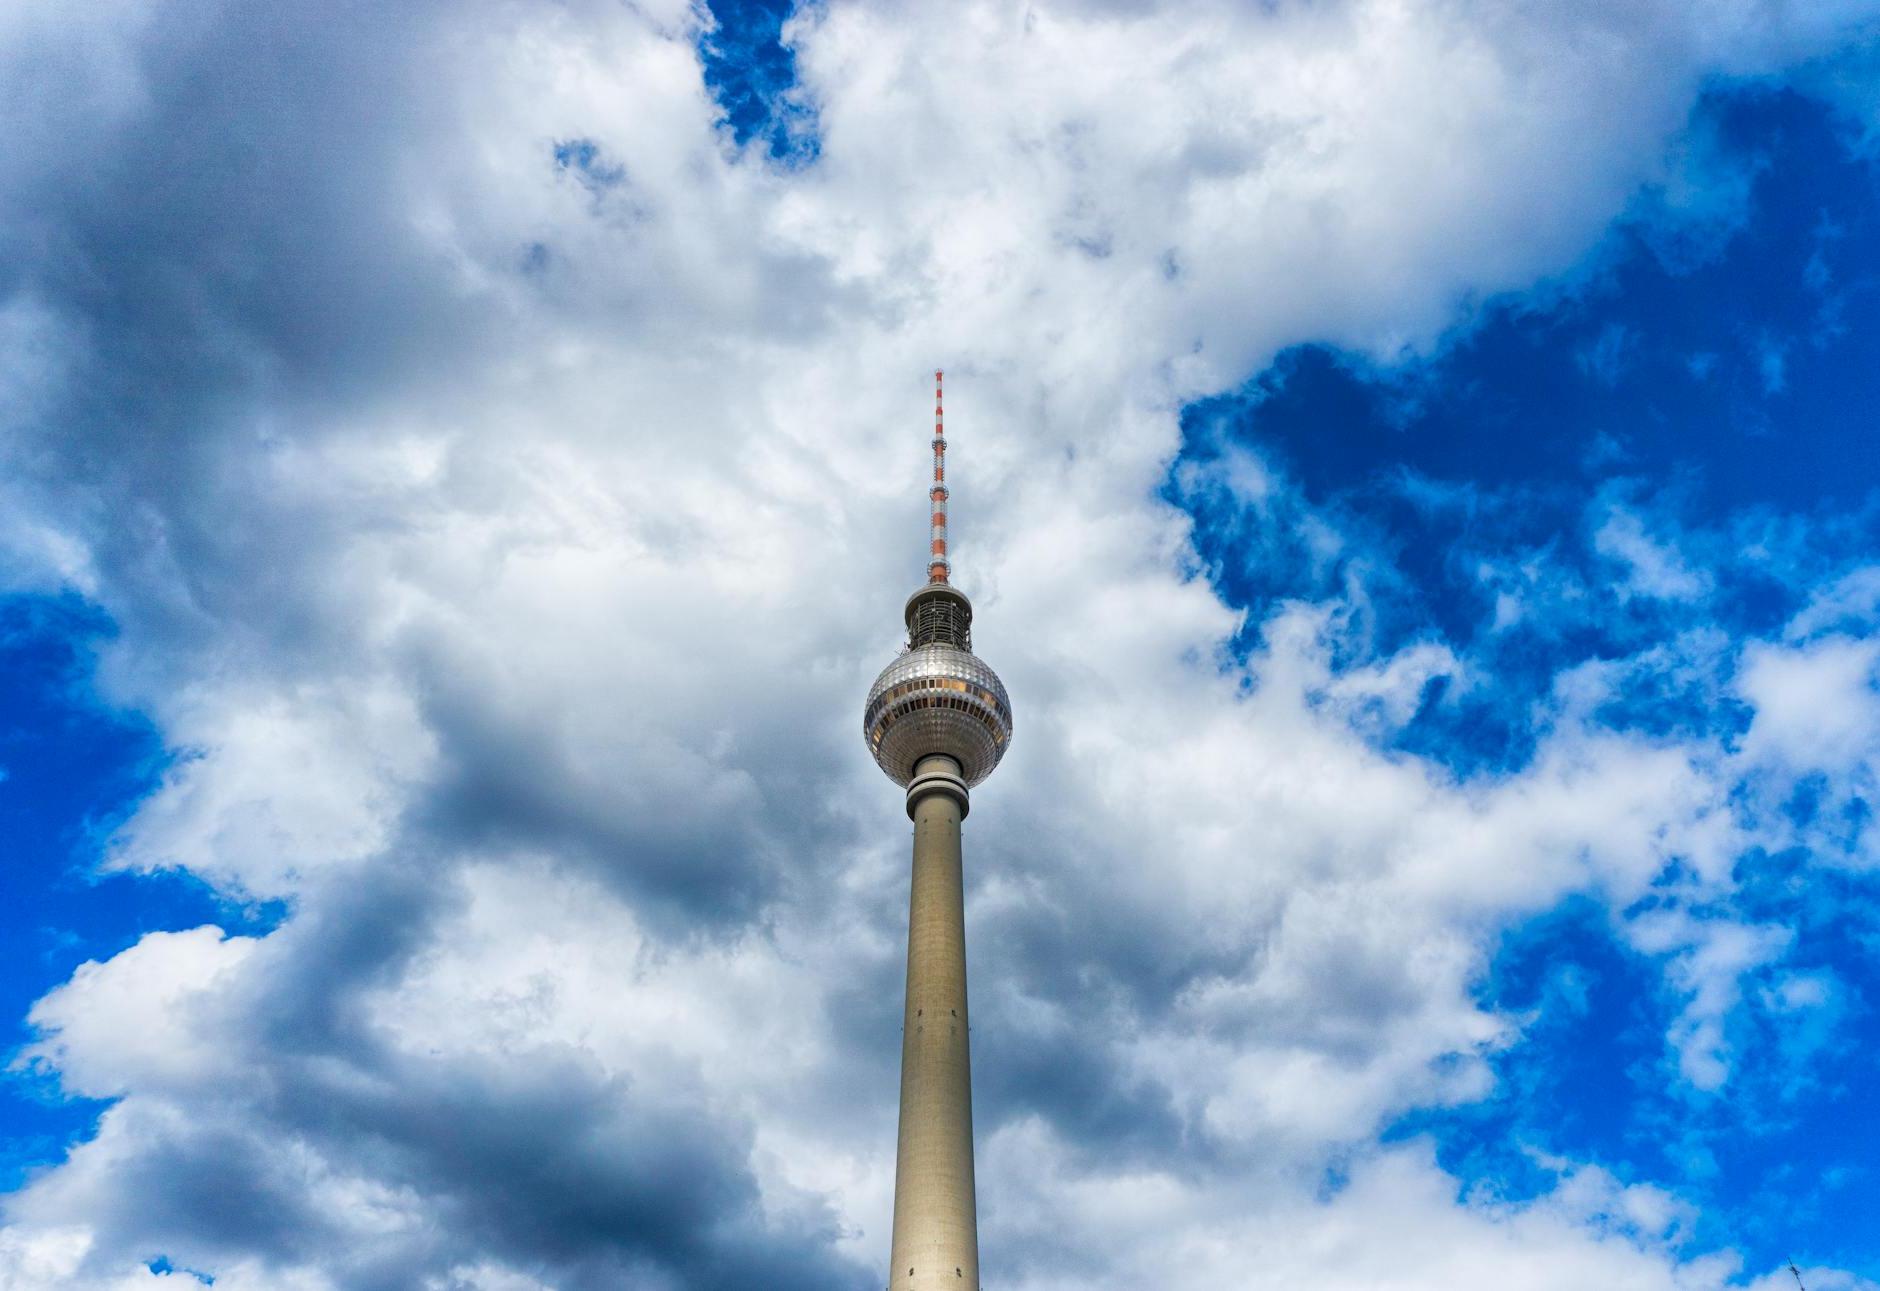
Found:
[929,369,949,584]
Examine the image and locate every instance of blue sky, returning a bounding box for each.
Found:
[3,3,1879,1289]
[1167,80,1880,1274]
[0,599,152,1190]
[0,595,282,1196]
[1167,81,1880,1275]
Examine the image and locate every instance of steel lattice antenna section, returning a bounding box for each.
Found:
[930,368,950,584]
[862,369,1013,1291]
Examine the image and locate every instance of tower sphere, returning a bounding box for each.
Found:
[863,585,1013,788]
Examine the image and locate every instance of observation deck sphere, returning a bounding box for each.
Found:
[863,644,1013,787]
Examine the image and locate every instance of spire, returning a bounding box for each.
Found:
[929,368,949,584]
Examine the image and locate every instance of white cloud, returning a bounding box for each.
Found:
[1594,503,1712,603]
[1737,635,1880,773]
[1733,633,1880,866]
[982,1125,1773,1291]
[1626,913,1791,1090]
[23,928,258,1101]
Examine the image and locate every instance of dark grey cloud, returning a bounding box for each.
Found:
[23,857,872,1290]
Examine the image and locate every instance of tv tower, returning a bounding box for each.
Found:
[863,370,1013,1290]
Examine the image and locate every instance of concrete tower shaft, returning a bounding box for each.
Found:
[888,753,979,1290]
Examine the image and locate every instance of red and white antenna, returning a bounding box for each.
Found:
[928,369,950,584]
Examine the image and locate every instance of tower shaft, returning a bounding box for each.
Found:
[888,753,979,1290]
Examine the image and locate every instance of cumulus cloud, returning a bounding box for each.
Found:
[2,0,1879,1288]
